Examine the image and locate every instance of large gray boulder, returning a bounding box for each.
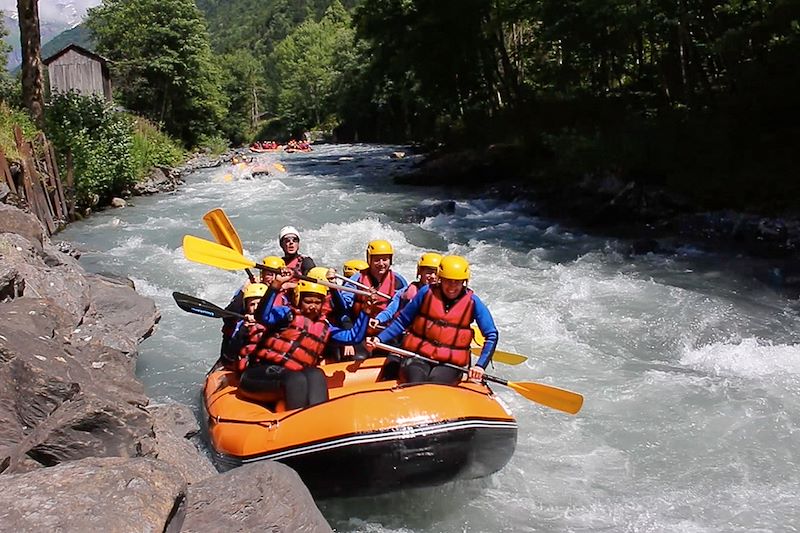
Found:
[0,297,155,473]
[0,232,91,324]
[74,272,160,354]
[181,461,332,532]
[0,457,186,532]
[148,403,216,485]
[0,202,45,250]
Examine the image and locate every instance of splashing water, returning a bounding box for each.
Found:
[61,144,800,532]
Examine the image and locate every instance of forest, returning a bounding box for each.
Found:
[8,0,800,211]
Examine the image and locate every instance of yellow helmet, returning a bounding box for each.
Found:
[306,266,330,281]
[261,256,286,270]
[294,279,328,306]
[366,239,393,262]
[343,259,368,277]
[438,255,470,281]
[243,283,268,300]
[417,252,443,270]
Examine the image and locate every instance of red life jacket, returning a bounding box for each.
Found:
[402,281,423,304]
[321,293,334,320]
[353,271,400,335]
[352,271,398,318]
[251,313,329,371]
[274,291,290,308]
[238,323,267,371]
[283,254,305,275]
[401,286,475,367]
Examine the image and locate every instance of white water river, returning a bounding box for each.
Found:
[60,144,800,532]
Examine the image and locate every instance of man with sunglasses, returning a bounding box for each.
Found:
[278,225,316,278]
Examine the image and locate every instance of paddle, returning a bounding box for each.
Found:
[203,208,255,282]
[333,273,391,299]
[182,235,374,298]
[374,342,583,415]
[273,163,286,172]
[173,291,244,320]
[470,325,528,366]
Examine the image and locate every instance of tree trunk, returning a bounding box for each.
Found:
[17,0,44,128]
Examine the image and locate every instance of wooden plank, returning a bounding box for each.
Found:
[14,126,55,235]
[0,147,16,195]
[35,133,64,221]
[44,137,68,221]
[65,149,75,220]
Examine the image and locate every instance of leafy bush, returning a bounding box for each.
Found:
[45,93,186,209]
[130,117,185,180]
[45,92,135,208]
[195,133,229,156]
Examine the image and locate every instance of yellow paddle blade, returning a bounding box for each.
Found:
[202,208,244,253]
[470,325,528,365]
[506,381,584,415]
[182,235,256,271]
[471,325,486,346]
[494,349,528,365]
[273,163,286,172]
[470,347,527,366]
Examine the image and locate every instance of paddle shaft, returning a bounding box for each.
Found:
[376,342,583,414]
[254,263,374,298]
[375,342,495,379]
[172,291,245,320]
[333,274,391,299]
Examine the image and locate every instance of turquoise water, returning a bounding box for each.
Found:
[61,144,800,532]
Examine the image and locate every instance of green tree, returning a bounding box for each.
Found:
[86,0,227,146]
[0,16,16,102]
[270,0,356,131]
[219,49,265,144]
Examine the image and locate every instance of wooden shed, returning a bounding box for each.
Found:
[43,44,112,101]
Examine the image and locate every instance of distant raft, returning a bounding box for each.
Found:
[202,356,517,498]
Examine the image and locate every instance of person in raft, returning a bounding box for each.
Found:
[341,239,408,336]
[365,255,498,385]
[306,265,357,361]
[222,282,269,368]
[237,271,375,410]
[342,258,369,279]
[369,252,442,331]
[219,256,287,365]
[277,225,316,293]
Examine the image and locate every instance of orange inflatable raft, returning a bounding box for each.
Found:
[202,356,517,497]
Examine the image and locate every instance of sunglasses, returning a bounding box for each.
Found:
[281,236,299,243]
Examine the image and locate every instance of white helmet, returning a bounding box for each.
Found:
[278,225,300,242]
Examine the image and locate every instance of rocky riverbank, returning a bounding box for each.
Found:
[0,200,332,529]
[396,145,800,294]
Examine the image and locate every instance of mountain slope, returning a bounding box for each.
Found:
[41,24,94,61]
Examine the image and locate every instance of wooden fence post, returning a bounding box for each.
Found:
[0,147,16,196]
[65,149,75,220]
[45,137,68,220]
[14,125,55,235]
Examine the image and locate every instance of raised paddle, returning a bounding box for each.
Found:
[202,208,255,282]
[333,273,392,299]
[374,342,584,415]
[182,235,374,298]
[173,291,244,320]
[470,325,528,365]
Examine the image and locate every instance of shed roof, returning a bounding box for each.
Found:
[43,44,110,66]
